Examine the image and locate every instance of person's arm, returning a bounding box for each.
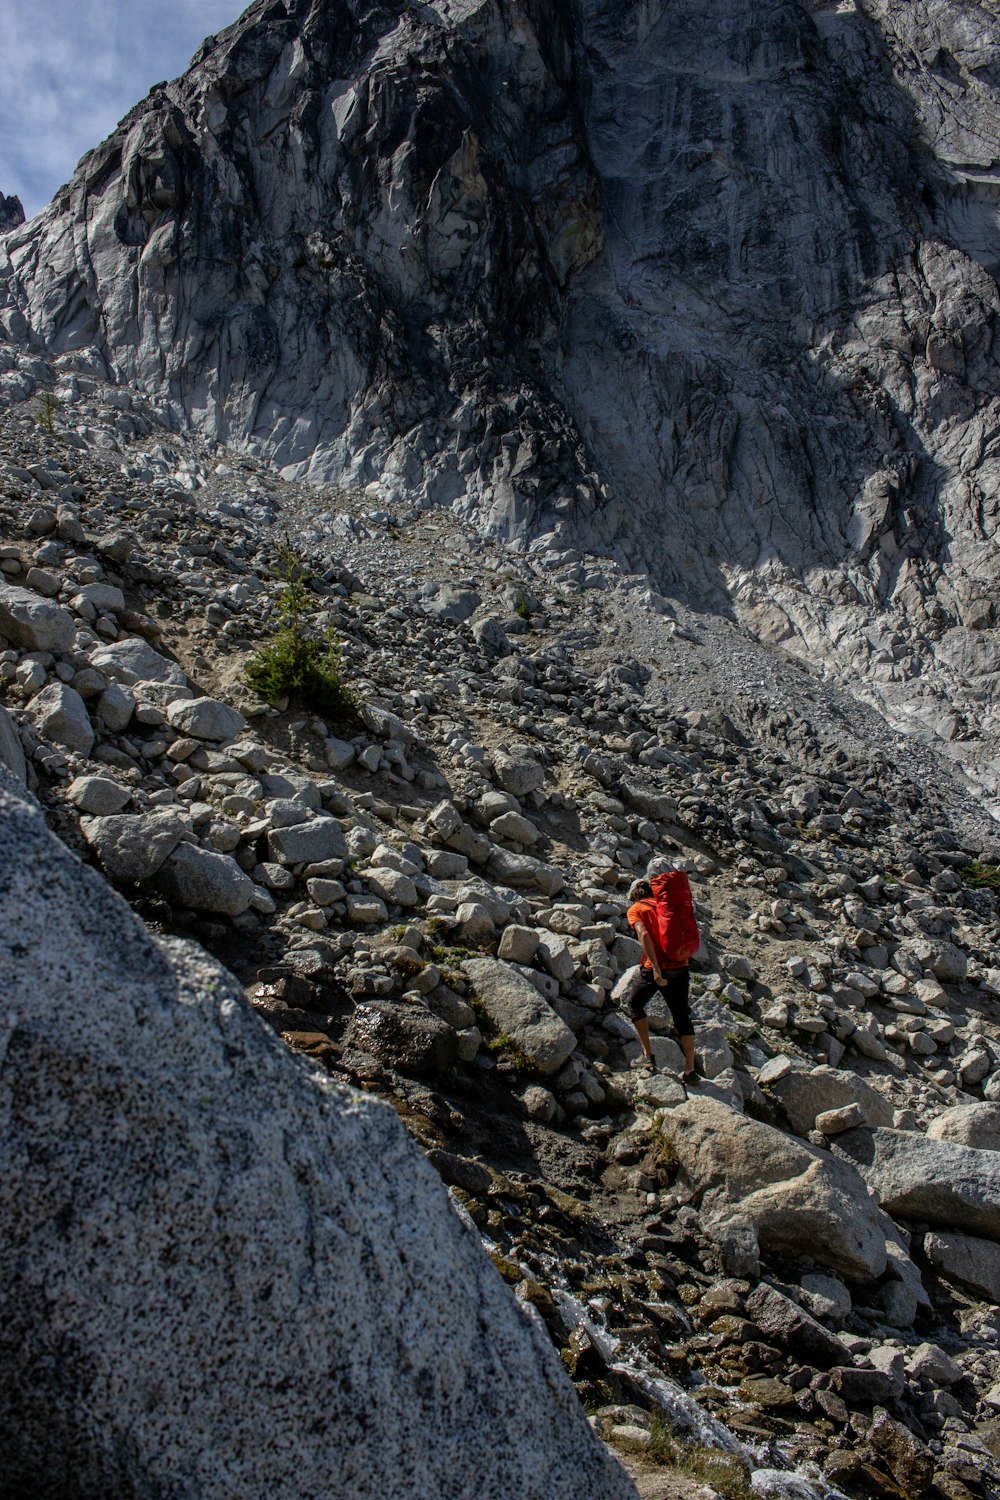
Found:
[633,919,664,984]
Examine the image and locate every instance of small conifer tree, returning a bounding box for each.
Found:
[244,542,356,724]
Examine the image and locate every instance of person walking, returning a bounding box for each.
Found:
[624,874,699,1084]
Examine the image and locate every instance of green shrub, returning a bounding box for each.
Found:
[244,542,357,724]
[960,861,1000,891]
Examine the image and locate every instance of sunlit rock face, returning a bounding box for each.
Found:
[2,0,1000,793]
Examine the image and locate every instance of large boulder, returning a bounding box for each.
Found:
[166,695,247,742]
[0,769,637,1500]
[745,1284,848,1367]
[486,845,564,896]
[492,750,544,798]
[267,814,347,866]
[157,843,255,916]
[927,1102,1000,1152]
[835,1127,1000,1239]
[26,683,94,755]
[83,810,190,883]
[463,958,576,1074]
[660,1097,888,1280]
[772,1065,894,1136]
[345,1001,459,1076]
[924,1229,1000,1302]
[0,582,74,651]
[90,637,187,687]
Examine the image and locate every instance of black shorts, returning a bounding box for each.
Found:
[626,967,693,1036]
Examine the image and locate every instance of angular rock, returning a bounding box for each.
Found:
[345,1001,459,1076]
[490,810,539,845]
[745,1284,848,1368]
[815,1103,867,1135]
[498,925,539,964]
[83,810,189,883]
[0,582,74,652]
[157,843,255,917]
[772,1066,894,1136]
[26,683,93,755]
[0,769,634,1500]
[67,775,130,816]
[267,816,347,867]
[835,1127,1000,1238]
[486,846,563,896]
[660,1097,888,1279]
[927,1103,1000,1152]
[462,958,576,1075]
[95,682,135,732]
[906,1342,962,1386]
[924,1229,1000,1302]
[492,751,543,798]
[360,867,419,908]
[91,638,187,687]
[167,696,247,743]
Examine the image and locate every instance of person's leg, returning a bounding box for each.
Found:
[664,970,697,1077]
[628,974,657,1063]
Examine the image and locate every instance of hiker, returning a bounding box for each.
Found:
[625,873,699,1083]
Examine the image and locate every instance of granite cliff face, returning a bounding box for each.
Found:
[1,0,999,799]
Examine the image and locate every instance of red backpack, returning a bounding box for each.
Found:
[650,871,700,965]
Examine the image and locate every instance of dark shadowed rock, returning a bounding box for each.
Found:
[0,194,24,234]
[745,1284,849,1368]
[345,1000,460,1076]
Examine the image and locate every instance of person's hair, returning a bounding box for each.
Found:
[627,878,652,903]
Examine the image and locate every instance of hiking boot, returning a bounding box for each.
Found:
[681,1068,700,1085]
[630,1054,656,1074]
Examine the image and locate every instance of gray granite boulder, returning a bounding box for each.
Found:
[0,769,636,1500]
[91,637,187,688]
[267,814,347,866]
[67,775,130,816]
[26,683,94,755]
[835,1127,1000,1239]
[166,696,247,742]
[772,1065,895,1136]
[660,1097,888,1280]
[924,1229,1000,1302]
[927,1103,1000,1152]
[463,958,576,1074]
[83,810,190,883]
[486,845,564,896]
[0,582,74,651]
[157,843,255,917]
[492,751,544,798]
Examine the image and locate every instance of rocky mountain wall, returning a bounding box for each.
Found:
[1,0,999,797]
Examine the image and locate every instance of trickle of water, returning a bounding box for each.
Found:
[552,1289,741,1451]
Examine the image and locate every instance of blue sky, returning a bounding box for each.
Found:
[0,0,246,220]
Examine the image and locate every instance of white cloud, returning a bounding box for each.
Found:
[0,0,246,218]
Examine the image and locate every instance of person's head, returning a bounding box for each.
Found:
[627,878,652,903]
